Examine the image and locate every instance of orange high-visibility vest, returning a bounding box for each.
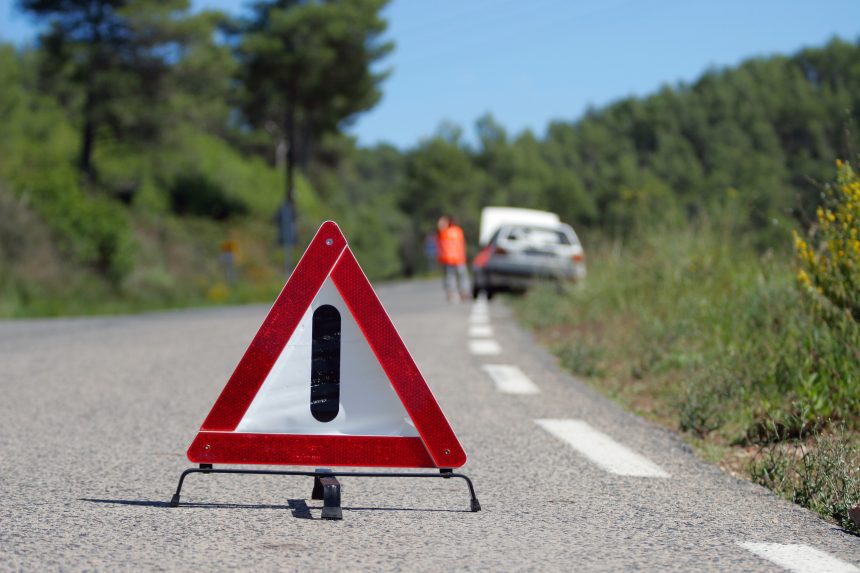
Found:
[437,224,466,265]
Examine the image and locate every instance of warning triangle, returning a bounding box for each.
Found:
[187,221,467,468]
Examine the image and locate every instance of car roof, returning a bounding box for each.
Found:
[479,207,560,246]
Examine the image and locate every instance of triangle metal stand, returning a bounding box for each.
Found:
[169,465,481,520]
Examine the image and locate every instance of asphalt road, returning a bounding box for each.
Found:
[1,279,858,571]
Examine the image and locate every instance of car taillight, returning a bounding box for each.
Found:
[494,246,508,255]
[572,252,585,262]
[473,246,493,268]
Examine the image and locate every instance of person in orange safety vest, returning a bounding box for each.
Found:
[436,215,471,302]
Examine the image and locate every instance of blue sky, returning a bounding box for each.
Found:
[2,0,859,148]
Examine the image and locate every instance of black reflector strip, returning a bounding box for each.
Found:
[310,304,341,422]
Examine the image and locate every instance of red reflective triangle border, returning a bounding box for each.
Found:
[186,221,467,468]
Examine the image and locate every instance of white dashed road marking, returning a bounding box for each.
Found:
[468,314,490,324]
[535,419,670,478]
[481,364,540,395]
[469,339,501,355]
[469,324,494,337]
[739,543,860,573]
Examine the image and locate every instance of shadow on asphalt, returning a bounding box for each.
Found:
[81,498,291,509]
[288,499,312,519]
[81,498,473,515]
[81,498,173,508]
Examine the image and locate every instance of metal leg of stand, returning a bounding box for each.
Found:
[470,496,481,512]
[319,475,343,520]
[441,468,480,511]
[311,468,331,500]
[169,464,212,507]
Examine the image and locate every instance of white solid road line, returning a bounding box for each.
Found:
[469,339,502,355]
[469,324,494,337]
[468,313,490,324]
[535,419,670,478]
[739,543,860,573]
[482,364,540,395]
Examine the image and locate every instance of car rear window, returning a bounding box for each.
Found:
[504,226,573,246]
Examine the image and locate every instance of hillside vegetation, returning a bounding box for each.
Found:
[2,20,859,313]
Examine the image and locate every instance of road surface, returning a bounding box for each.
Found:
[1,279,857,571]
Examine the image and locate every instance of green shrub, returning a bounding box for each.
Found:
[750,428,860,534]
[29,177,135,283]
[169,173,249,220]
[557,342,605,378]
[152,128,282,216]
[794,161,860,321]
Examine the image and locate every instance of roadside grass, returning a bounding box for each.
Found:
[750,426,860,532]
[0,190,288,318]
[515,222,860,532]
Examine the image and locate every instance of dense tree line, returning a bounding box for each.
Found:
[384,38,860,270]
[1,0,859,289]
[312,38,860,273]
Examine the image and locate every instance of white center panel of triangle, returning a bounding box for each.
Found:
[235,276,419,437]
